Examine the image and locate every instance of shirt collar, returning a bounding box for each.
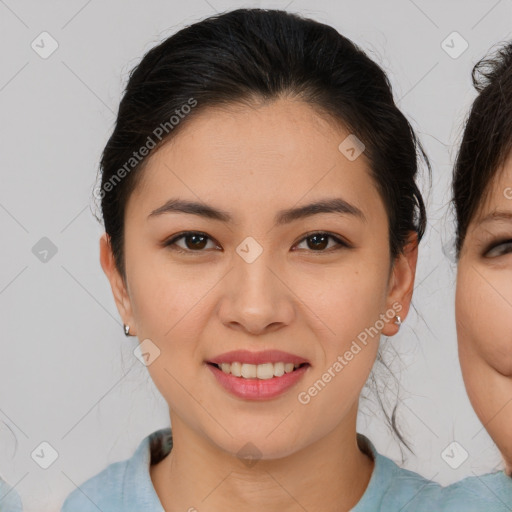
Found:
[122,428,406,511]
[121,427,172,510]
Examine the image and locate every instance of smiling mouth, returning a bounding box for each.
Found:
[207,361,310,380]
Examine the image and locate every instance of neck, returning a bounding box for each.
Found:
[151,407,374,512]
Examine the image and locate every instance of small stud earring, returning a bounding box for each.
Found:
[124,324,131,336]
[394,315,402,329]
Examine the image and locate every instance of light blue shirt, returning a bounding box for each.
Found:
[61,427,512,511]
[0,476,23,512]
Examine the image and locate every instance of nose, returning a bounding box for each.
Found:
[217,248,294,336]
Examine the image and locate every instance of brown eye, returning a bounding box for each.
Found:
[165,232,219,253]
[294,232,348,252]
[485,240,512,258]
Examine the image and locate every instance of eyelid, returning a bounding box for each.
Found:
[164,231,221,252]
[292,230,350,250]
[164,230,350,253]
[484,238,512,257]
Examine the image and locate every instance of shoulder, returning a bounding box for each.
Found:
[372,453,444,511]
[441,469,512,512]
[61,458,130,511]
[61,427,172,512]
[0,476,23,512]
[352,435,443,512]
[353,435,512,512]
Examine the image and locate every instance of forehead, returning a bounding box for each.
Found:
[126,98,384,222]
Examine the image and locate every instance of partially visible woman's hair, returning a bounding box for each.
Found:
[94,8,431,450]
[452,41,512,257]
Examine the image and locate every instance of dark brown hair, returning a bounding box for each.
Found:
[452,41,512,257]
[94,8,429,281]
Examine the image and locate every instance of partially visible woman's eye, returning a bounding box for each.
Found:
[293,232,349,252]
[485,239,512,258]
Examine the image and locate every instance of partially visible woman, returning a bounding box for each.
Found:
[0,475,22,512]
[453,41,512,477]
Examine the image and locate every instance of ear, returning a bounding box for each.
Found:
[381,231,418,337]
[99,232,137,336]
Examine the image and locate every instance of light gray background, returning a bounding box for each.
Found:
[1,0,511,510]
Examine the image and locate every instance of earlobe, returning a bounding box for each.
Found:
[381,311,403,337]
[99,233,136,335]
[381,232,419,337]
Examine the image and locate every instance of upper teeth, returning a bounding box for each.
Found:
[218,362,302,379]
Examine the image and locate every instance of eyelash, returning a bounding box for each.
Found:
[484,238,512,258]
[163,230,350,255]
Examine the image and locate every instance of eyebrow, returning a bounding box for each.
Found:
[477,210,512,225]
[147,197,366,225]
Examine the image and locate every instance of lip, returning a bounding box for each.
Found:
[206,362,310,400]
[207,349,309,366]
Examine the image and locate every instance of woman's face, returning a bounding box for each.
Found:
[101,98,417,459]
[456,153,512,472]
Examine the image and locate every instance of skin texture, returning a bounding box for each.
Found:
[456,153,512,477]
[100,97,418,512]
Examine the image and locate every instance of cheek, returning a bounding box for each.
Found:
[301,262,388,379]
[128,267,210,417]
[125,262,212,395]
[128,249,218,339]
[457,269,512,377]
